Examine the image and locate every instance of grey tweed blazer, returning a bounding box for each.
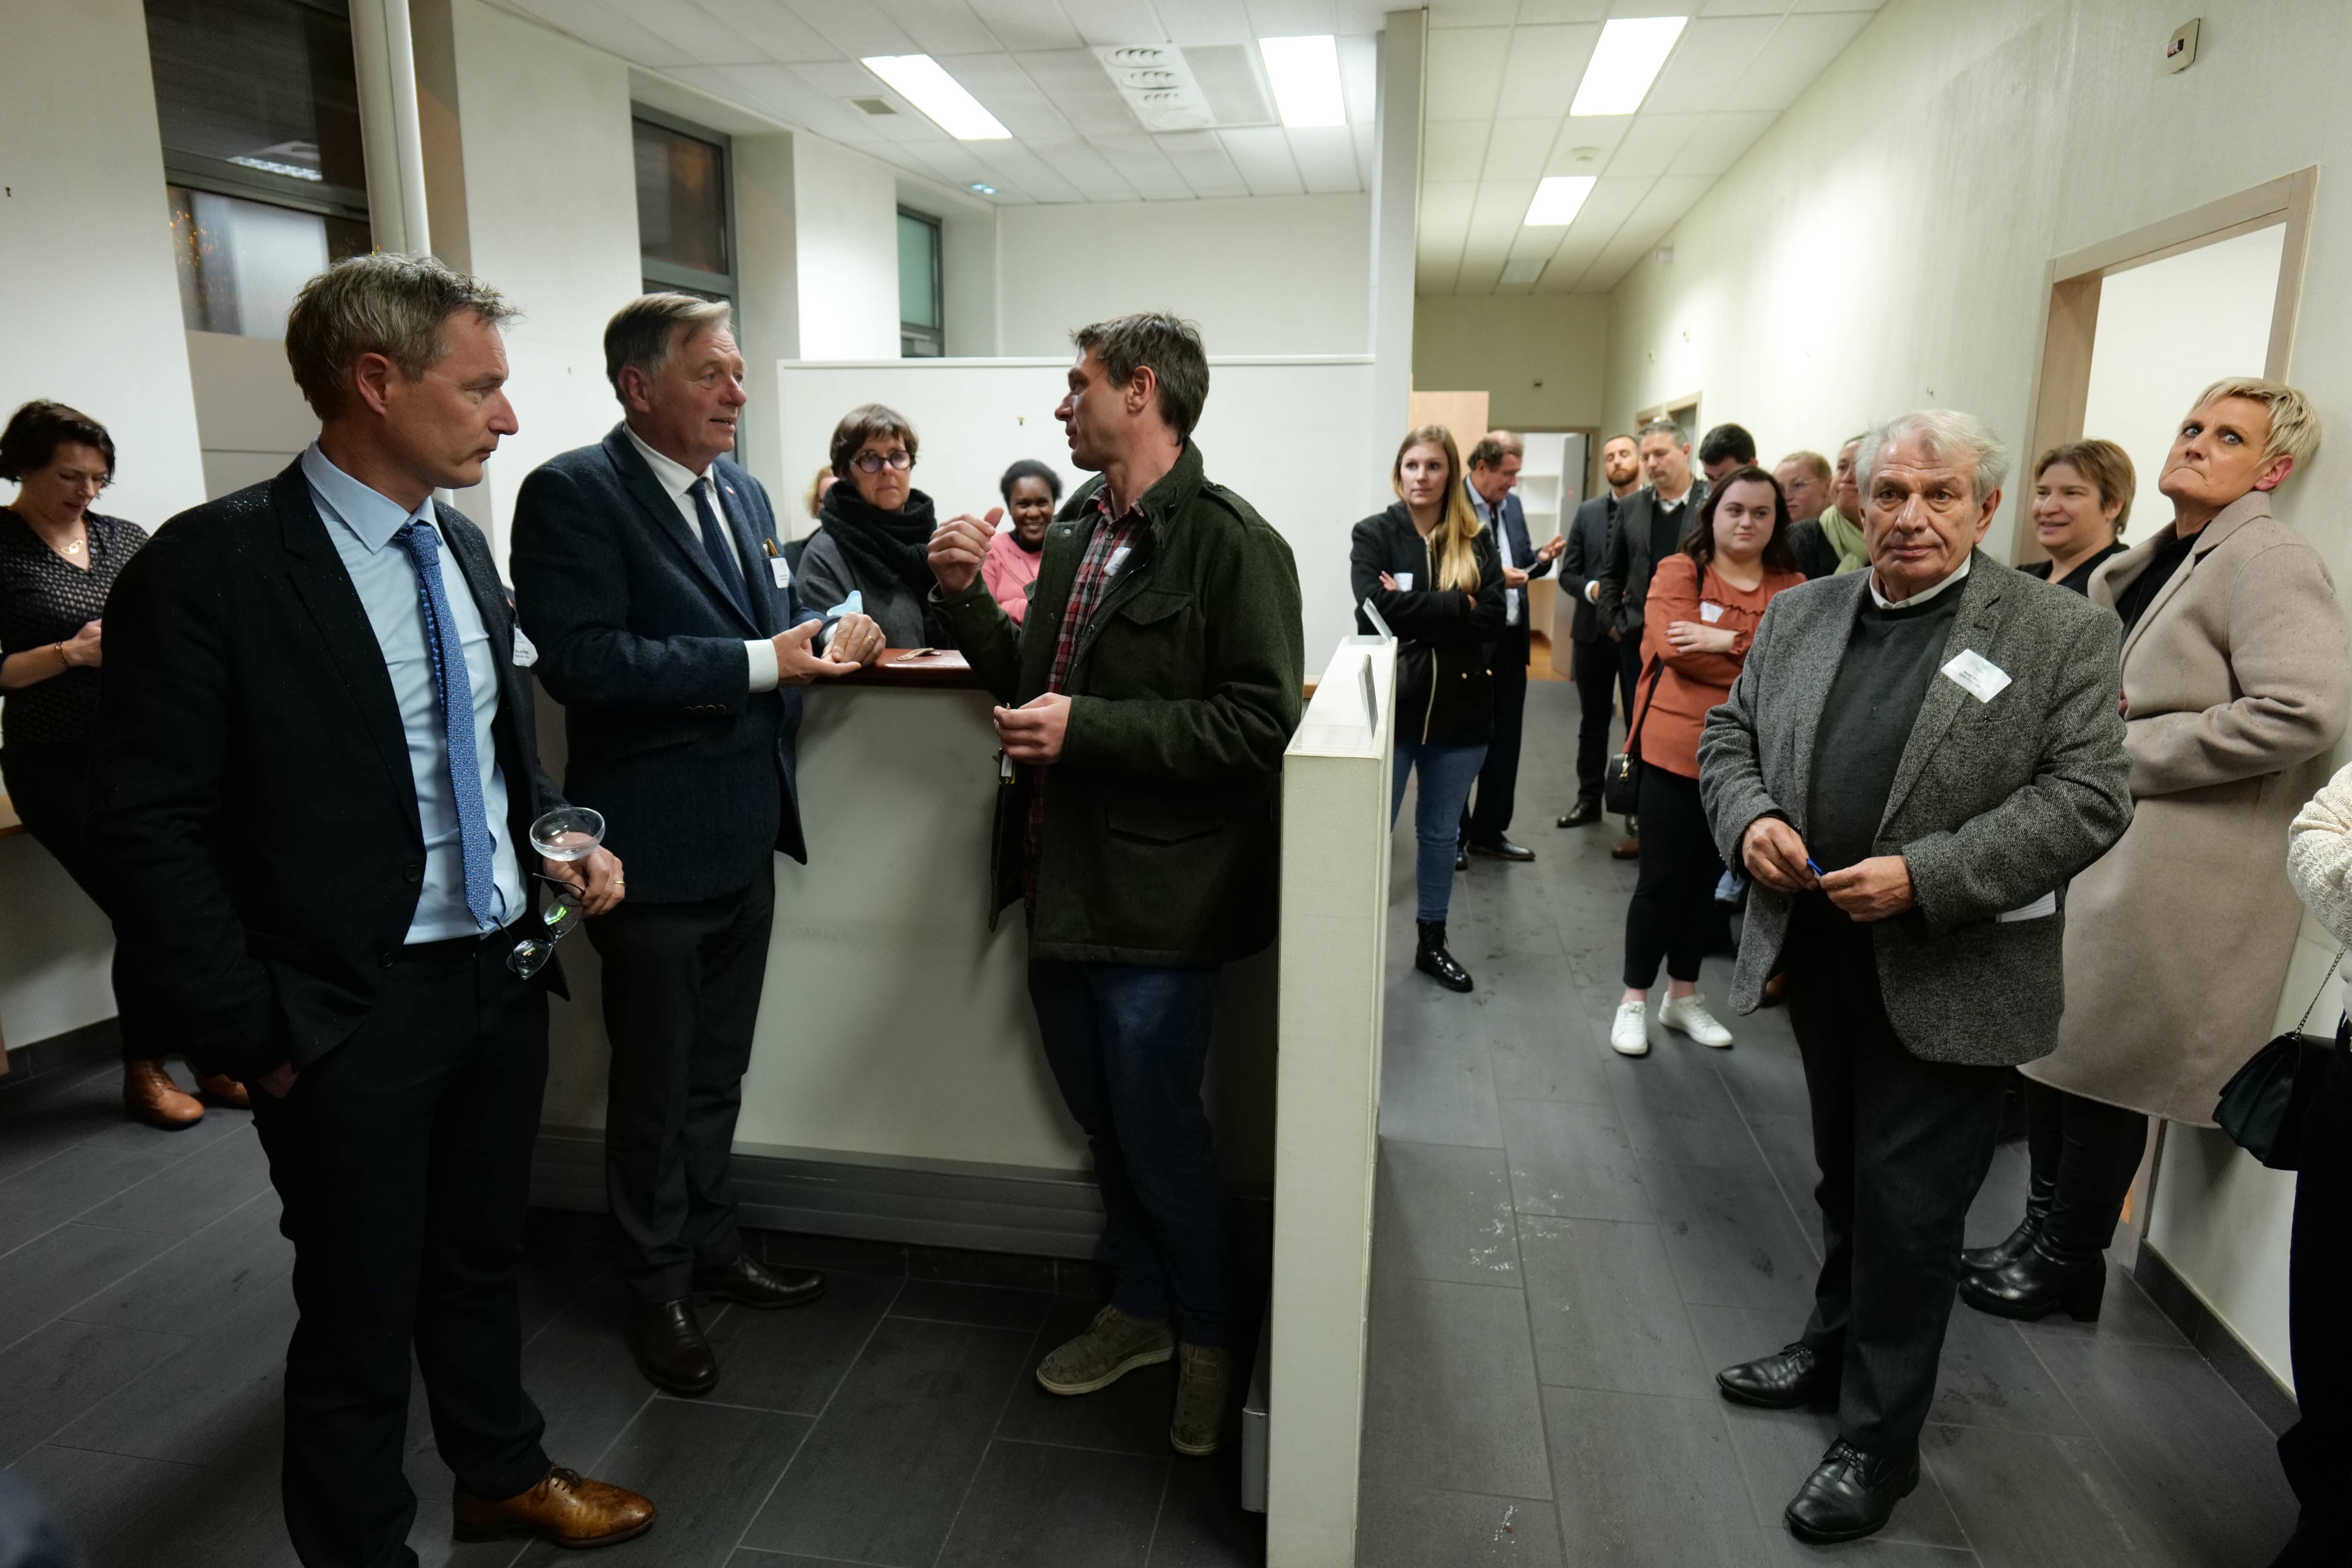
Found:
[1697,552,2133,1066]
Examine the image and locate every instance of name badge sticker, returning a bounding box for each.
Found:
[1942,648,2012,704]
[1392,571,1415,591]
[1105,545,1132,577]
[1699,601,1725,624]
[770,557,791,589]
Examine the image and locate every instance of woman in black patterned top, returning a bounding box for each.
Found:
[0,401,247,1127]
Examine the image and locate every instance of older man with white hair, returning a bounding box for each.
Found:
[1695,410,2134,1544]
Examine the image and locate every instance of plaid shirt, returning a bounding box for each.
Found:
[1025,487,1150,900]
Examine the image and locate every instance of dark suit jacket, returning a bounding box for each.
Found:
[510,425,808,904]
[1595,479,1708,641]
[86,465,568,1080]
[1556,492,1619,644]
[1697,554,2132,1065]
[1478,489,1552,642]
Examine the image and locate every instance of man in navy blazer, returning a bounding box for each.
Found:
[1461,432,1563,860]
[509,295,884,1399]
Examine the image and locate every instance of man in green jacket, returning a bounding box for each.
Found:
[928,312,1304,1457]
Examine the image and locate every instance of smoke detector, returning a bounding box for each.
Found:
[1098,44,1275,132]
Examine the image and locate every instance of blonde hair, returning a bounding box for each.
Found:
[1778,450,1831,485]
[1390,424,1485,593]
[2189,376,2321,476]
[2034,439,2136,535]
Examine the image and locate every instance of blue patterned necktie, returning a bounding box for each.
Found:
[394,519,501,930]
[693,477,754,623]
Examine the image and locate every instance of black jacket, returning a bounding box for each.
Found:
[1350,503,1507,746]
[86,465,568,1080]
[510,426,808,903]
[1556,492,1619,644]
[1595,479,1708,640]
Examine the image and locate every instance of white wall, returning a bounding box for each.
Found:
[443,0,643,561]
[185,330,319,498]
[998,195,1372,358]
[1413,295,1611,434]
[1602,0,2352,1388]
[793,136,901,360]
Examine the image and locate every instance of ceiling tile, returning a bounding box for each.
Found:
[1425,27,1512,118]
[780,0,920,56]
[1060,0,1173,45]
[1090,132,1198,197]
[1543,115,1627,173]
[1557,172,1651,245]
[1495,23,1600,118]
[1159,141,1250,197]
[1417,180,1478,245]
[1339,32,1377,123]
[509,0,694,67]
[1027,137,1142,199]
[1011,49,1142,136]
[1428,1,1519,27]
[1666,110,1775,176]
[1602,113,1699,178]
[1422,119,1490,181]
[1467,178,1537,241]
[1155,0,1252,43]
[1641,15,1777,113]
[1721,11,1871,111]
[792,57,893,95]
[933,52,1075,138]
[872,0,1003,55]
[1242,0,1339,29]
[1789,0,1884,11]
[967,140,1089,201]
[684,0,840,60]
[1218,126,1307,196]
[671,62,877,140]
[1287,124,1361,192]
[1481,116,1561,181]
[1700,0,1784,13]
[1514,0,1606,20]
[961,0,1085,49]
[1455,252,1507,294]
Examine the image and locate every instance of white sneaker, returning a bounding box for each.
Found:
[1659,991,1733,1047]
[1609,999,1650,1056]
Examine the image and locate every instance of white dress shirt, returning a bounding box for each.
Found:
[1467,480,1523,626]
[622,426,782,692]
[1868,555,1972,610]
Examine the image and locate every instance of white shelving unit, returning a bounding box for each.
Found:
[1514,430,1588,548]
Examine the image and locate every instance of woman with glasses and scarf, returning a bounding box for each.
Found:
[798,403,949,650]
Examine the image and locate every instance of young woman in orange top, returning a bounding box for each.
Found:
[1609,466,1807,1056]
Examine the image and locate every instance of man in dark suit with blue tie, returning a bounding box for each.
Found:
[509,296,885,1398]
[1461,432,1563,861]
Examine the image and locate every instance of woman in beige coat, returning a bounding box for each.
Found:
[1964,377,2350,1323]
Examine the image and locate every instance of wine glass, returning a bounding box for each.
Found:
[511,807,604,978]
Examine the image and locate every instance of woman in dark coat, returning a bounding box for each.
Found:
[797,403,947,648]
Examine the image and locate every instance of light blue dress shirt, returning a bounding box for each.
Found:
[1467,479,1524,626]
[301,443,525,942]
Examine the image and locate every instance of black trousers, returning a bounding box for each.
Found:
[1466,623,1530,842]
[1,739,150,1062]
[250,936,551,1568]
[587,862,773,1302]
[1569,635,1619,801]
[1786,936,2009,1456]
[2022,1077,2148,1253]
[2280,1035,2352,1553]
[1622,767,1720,989]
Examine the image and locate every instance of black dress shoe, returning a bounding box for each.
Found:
[1415,920,1474,993]
[1557,798,1602,828]
[1784,1438,1919,1544]
[694,1252,826,1310]
[1960,1235,2106,1322]
[1716,1341,1837,1409]
[1454,847,1469,871]
[629,1298,717,1396]
[1469,836,1535,862]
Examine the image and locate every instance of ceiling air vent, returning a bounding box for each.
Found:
[851,96,897,115]
[1098,44,1274,132]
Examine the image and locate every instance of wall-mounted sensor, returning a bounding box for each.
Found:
[2167,18,2199,73]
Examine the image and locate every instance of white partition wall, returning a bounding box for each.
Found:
[1267,635,1396,1566]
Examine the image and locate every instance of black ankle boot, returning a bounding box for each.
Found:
[1959,1234,2107,1322]
[1415,921,1473,993]
[1960,1163,2058,1272]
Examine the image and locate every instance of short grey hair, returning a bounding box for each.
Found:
[1857,410,2010,505]
[1637,417,1687,447]
[285,253,517,421]
[604,293,733,399]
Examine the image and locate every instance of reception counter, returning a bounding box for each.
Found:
[529,650,1277,1256]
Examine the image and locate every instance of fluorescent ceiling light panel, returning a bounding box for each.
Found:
[1524,176,1596,226]
[1499,258,1545,285]
[859,55,1010,140]
[1258,35,1345,128]
[1569,16,1688,117]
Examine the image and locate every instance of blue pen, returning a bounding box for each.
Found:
[1806,858,1826,877]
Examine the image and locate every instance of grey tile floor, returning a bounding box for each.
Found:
[1355,680,2302,1567]
[0,1060,1261,1567]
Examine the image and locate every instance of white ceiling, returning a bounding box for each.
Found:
[482,0,1880,294]
[1419,0,1882,296]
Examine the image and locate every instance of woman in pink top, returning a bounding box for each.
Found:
[982,459,1062,624]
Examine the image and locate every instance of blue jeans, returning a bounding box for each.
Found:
[1392,739,1488,923]
[1028,961,1229,1347]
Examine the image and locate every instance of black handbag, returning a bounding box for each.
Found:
[2215,947,2345,1171]
[1602,657,1668,817]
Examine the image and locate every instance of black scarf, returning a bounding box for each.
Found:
[818,483,937,601]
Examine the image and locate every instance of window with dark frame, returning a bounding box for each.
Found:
[143,0,373,339]
[633,110,736,306]
[898,209,944,358]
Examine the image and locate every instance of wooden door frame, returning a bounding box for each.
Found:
[2009,167,2317,564]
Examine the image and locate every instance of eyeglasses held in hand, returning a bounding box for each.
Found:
[510,806,604,978]
[851,450,915,474]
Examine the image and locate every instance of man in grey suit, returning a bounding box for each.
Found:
[1697,410,2132,1545]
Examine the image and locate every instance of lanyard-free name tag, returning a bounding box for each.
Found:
[770,557,791,589]
[1392,570,1415,591]
[1699,601,1725,624]
[1105,545,1132,577]
[1942,648,2011,703]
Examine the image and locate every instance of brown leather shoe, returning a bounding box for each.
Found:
[628,1298,717,1396]
[193,1071,252,1109]
[123,1060,204,1130]
[693,1253,825,1310]
[1610,835,1641,860]
[451,1465,655,1549]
